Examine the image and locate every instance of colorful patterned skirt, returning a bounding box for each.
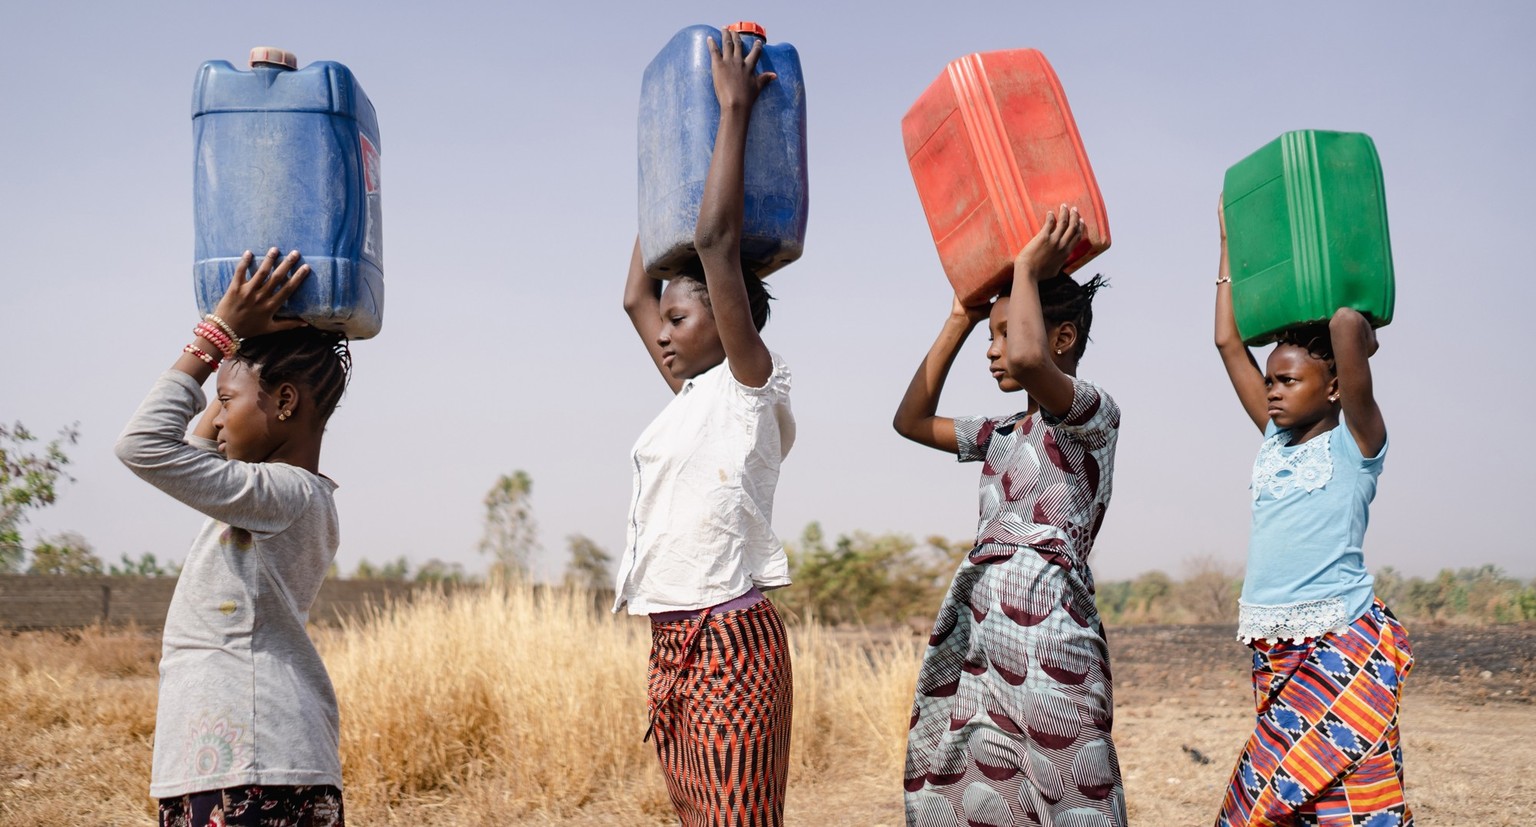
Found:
[905,544,1127,827]
[159,785,343,827]
[1216,598,1413,827]
[647,598,793,827]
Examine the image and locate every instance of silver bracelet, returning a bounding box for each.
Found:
[1216,276,1232,284]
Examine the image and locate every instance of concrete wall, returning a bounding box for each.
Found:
[0,575,430,630]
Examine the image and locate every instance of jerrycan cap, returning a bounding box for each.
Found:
[724,21,767,39]
[248,47,298,70]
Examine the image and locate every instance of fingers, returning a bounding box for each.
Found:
[707,36,720,60]
[756,71,777,91]
[273,263,311,303]
[232,250,255,288]
[743,37,762,70]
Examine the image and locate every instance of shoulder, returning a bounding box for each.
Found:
[1332,417,1387,467]
[724,352,791,400]
[1042,377,1119,432]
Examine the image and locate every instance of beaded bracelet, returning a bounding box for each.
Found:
[1216,276,1232,285]
[183,343,220,368]
[202,314,242,354]
[193,321,236,358]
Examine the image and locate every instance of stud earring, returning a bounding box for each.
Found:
[1055,349,1063,356]
[1328,394,1340,403]
[277,410,291,421]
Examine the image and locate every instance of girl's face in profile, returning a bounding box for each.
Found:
[213,362,286,462]
[656,279,726,381]
[984,297,1024,393]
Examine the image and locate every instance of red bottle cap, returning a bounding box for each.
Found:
[724,21,767,39]
[248,47,297,70]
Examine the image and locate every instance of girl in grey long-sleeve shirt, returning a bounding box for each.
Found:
[115,249,353,827]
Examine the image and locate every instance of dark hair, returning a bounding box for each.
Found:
[1274,323,1337,375]
[227,328,352,420]
[999,272,1109,361]
[672,264,774,332]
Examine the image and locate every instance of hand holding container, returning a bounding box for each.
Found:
[193,47,384,339]
[903,49,1109,305]
[1222,130,1394,345]
[637,22,808,279]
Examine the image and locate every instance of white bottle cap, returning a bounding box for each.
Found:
[249,47,298,70]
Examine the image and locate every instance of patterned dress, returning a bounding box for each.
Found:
[905,379,1126,827]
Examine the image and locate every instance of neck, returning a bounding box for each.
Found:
[268,435,323,474]
[1288,413,1339,446]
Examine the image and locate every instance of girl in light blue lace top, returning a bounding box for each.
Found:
[1208,201,1413,826]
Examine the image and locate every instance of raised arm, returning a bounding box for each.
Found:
[694,29,776,388]
[894,297,990,453]
[1001,206,1083,417]
[621,237,683,393]
[1214,198,1269,432]
[1330,307,1385,456]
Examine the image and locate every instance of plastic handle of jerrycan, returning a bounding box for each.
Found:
[724,21,767,39]
[248,46,298,70]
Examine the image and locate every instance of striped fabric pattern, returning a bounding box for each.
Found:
[648,599,793,827]
[1216,599,1413,827]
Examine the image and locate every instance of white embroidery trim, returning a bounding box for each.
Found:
[1236,596,1350,643]
[1252,429,1333,501]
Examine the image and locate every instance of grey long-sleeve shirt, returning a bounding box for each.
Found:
[115,370,342,798]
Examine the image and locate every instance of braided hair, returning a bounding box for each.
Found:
[671,259,774,332]
[1274,323,1337,375]
[226,328,352,420]
[1000,272,1109,361]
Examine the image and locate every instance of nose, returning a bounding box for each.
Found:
[985,339,1001,359]
[655,329,670,348]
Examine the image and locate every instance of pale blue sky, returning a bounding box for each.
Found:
[3,2,1532,582]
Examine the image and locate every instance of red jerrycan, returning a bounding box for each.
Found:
[903,49,1109,304]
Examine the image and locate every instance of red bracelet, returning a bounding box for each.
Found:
[194,321,236,358]
[183,343,220,368]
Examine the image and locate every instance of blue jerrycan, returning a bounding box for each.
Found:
[192,47,383,339]
[637,22,808,279]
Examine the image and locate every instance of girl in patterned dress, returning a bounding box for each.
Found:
[616,30,796,827]
[894,205,1127,827]
[1212,201,1412,827]
[116,249,351,827]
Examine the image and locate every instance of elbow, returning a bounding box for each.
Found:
[1003,342,1051,379]
[113,433,145,470]
[1214,329,1244,352]
[892,412,915,441]
[693,224,738,259]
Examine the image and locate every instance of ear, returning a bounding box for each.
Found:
[275,382,302,421]
[1050,321,1079,359]
[1327,375,1341,404]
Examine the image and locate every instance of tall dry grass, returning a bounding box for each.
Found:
[316,584,918,823]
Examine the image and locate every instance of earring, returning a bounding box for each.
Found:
[277,410,291,421]
[1054,349,1063,356]
[1328,394,1340,403]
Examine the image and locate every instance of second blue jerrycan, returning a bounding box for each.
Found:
[637,22,808,279]
[192,47,384,339]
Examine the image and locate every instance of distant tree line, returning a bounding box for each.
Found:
[8,436,1533,627]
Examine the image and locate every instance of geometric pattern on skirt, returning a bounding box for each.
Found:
[1216,598,1413,827]
[905,545,1127,827]
[158,784,344,827]
[648,599,793,827]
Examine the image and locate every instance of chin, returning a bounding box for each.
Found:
[995,378,1024,393]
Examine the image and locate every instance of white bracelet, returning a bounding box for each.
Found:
[1216,276,1232,284]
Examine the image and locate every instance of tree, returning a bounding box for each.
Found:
[0,421,80,572]
[352,556,411,581]
[26,531,103,575]
[479,471,538,579]
[563,533,613,591]
[109,551,174,577]
[414,558,470,585]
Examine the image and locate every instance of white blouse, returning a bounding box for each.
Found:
[613,353,795,615]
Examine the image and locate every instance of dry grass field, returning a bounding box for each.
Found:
[2,585,1532,826]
